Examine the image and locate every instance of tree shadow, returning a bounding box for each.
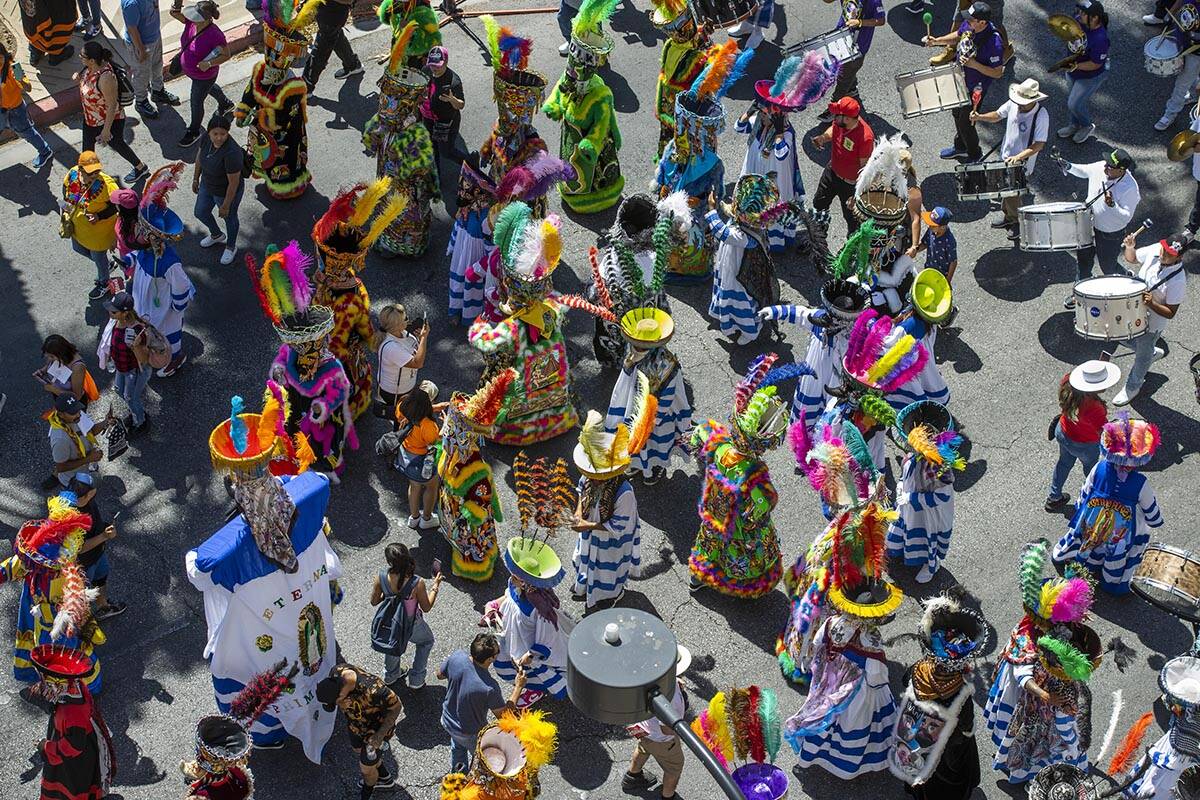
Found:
[921,170,988,223]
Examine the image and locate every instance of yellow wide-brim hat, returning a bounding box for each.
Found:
[911,268,952,325]
[620,307,675,349]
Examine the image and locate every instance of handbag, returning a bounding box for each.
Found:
[166,52,183,78]
[106,418,129,460]
[1047,415,1059,441]
[58,210,75,239]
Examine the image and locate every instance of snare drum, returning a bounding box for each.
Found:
[895,64,970,118]
[1017,202,1094,252]
[955,161,1028,201]
[783,27,861,64]
[690,0,761,28]
[1133,543,1200,622]
[1146,36,1185,77]
[1072,276,1149,340]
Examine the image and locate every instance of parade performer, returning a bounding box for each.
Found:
[688,354,810,598]
[29,645,115,800]
[887,596,988,799]
[436,369,516,582]
[759,279,869,433]
[188,418,342,759]
[784,489,902,779]
[180,661,298,800]
[544,0,623,214]
[468,201,609,446]
[247,241,357,479]
[377,0,439,67]
[886,400,967,584]
[570,389,654,611]
[985,540,1098,784]
[479,17,549,193]
[890,268,952,409]
[19,0,76,65]
[707,173,789,345]
[363,23,440,258]
[655,41,755,284]
[648,0,710,157]
[1126,653,1200,799]
[1053,414,1163,595]
[849,135,920,317]
[233,0,317,199]
[483,453,575,707]
[447,154,496,326]
[738,52,838,251]
[439,710,558,800]
[0,496,105,694]
[121,164,195,376]
[311,181,406,420]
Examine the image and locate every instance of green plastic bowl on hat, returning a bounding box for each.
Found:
[911,268,953,325]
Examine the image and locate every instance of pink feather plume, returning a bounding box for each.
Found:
[277,240,314,311]
[1051,578,1094,623]
[788,421,809,466]
[843,309,876,375]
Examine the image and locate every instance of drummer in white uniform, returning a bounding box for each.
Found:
[1111,230,1187,405]
[1060,148,1141,310]
[1185,110,1200,239]
[1154,0,1200,131]
[970,77,1049,241]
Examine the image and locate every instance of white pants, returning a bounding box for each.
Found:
[130,37,164,100]
[1165,53,1200,117]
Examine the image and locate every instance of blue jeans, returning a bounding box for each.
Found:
[446,729,475,772]
[85,552,110,587]
[1,101,52,158]
[557,1,576,40]
[76,0,101,25]
[1066,70,1109,129]
[1118,329,1162,396]
[1049,422,1100,499]
[71,237,110,284]
[114,365,151,425]
[382,616,434,685]
[195,181,244,248]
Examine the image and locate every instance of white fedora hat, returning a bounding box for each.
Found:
[675,644,692,676]
[1069,360,1121,393]
[1009,78,1049,105]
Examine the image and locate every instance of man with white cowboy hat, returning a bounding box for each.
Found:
[622,643,690,799]
[1045,359,1120,512]
[970,77,1049,240]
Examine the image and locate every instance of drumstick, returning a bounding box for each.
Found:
[922,11,933,40]
[1130,218,1154,240]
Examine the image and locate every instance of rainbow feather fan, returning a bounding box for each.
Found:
[694,40,739,102]
[1041,576,1093,623]
[463,368,516,427]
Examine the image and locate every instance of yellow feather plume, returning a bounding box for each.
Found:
[258,394,284,451]
[906,424,943,466]
[293,433,316,474]
[290,0,323,31]
[47,494,74,520]
[541,219,562,270]
[578,409,610,468]
[348,177,392,230]
[362,192,408,248]
[706,692,735,765]
[610,420,630,463]
[387,20,418,73]
[1040,580,1065,616]
[439,774,469,800]
[865,334,914,386]
[497,710,558,771]
[626,372,658,456]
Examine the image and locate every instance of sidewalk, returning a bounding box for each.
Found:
[1,0,382,126]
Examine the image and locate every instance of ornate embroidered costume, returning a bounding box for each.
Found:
[30,645,115,800]
[648,0,710,156]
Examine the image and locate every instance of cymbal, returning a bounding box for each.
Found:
[1048,13,1084,42]
[1169,130,1200,162]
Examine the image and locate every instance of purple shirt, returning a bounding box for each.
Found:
[1072,22,1109,81]
[180,21,226,81]
[835,0,886,55]
[957,21,1004,94]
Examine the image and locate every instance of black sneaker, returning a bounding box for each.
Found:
[151,89,181,106]
[622,771,657,791]
[1006,228,1020,242]
[218,101,236,117]
[88,281,108,301]
[1044,493,1070,512]
[335,62,364,79]
[95,601,128,620]
[374,772,396,789]
[135,99,158,119]
[177,129,202,148]
[252,739,285,750]
[83,25,100,40]
[990,218,1013,229]
[29,48,43,66]
[123,164,150,184]
[128,418,150,438]
[46,45,74,66]
[643,466,667,486]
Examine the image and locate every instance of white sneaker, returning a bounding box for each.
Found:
[418,513,440,530]
[1056,123,1078,139]
[200,232,227,248]
[1153,346,1167,361]
[1112,387,1138,406]
[1144,13,1166,24]
[405,515,420,530]
[220,247,236,265]
[558,41,569,56]
[915,565,936,584]
[727,20,753,36]
[1155,113,1177,131]
[1072,123,1096,144]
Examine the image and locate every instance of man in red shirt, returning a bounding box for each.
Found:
[811,96,874,239]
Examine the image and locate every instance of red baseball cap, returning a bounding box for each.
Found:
[828,96,861,118]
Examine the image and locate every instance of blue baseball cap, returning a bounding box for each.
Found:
[922,207,952,226]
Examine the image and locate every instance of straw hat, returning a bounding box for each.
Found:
[573,410,634,479]
[1068,360,1121,393]
[1008,78,1049,106]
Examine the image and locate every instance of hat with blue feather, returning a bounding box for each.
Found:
[730,353,815,454]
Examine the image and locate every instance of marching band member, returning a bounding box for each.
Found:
[1188,109,1200,239]
[825,0,886,112]
[1154,0,1200,131]
[923,1,1004,162]
[1059,0,1110,144]
[1059,149,1141,310]
[969,78,1049,241]
[1111,231,1187,405]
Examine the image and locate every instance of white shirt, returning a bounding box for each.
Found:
[996,101,1048,175]
[376,332,419,396]
[635,681,686,742]
[1123,244,1186,334]
[1068,161,1140,234]
[1191,115,1200,182]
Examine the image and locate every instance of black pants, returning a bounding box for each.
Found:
[951,103,982,160]
[1189,180,1200,232]
[187,76,231,133]
[424,116,464,164]
[831,55,864,103]
[304,1,358,85]
[1076,226,1127,281]
[1156,0,1171,18]
[813,167,860,236]
[82,117,141,170]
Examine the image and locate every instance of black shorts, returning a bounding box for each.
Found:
[350,731,381,763]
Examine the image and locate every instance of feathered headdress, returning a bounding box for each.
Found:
[1018,539,1095,623]
[1038,634,1095,682]
[694,686,781,769]
[758,51,840,111]
[731,358,814,452]
[482,15,532,75]
[312,180,408,254]
[1100,413,1161,468]
[36,496,97,641]
[692,41,756,104]
[140,162,185,210]
[262,0,322,33]
[496,710,557,771]
[574,377,656,478]
[894,401,966,476]
[386,20,417,74]
[854,134,911,201]
[496,152,577,204]
[829,219,882,282]
[842,310,929,393]
[246,241,314,325]
[571,0,619,38]
[801,423,873,508]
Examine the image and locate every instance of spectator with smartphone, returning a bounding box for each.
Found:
[316,663,403,800]
[68,473,127,620]
[395,389,444,530]
[376,304,435,427]
[369,542,439,688]
[46,394,112,489]
[437,632,525,772]
[38,335,99,407]
[98,291,152,436]
[422,46,464,166]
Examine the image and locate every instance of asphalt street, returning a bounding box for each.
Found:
[1,1,1198,799]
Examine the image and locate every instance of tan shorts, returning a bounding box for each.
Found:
[635,736,684,779]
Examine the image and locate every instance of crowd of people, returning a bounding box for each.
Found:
[3,0,1199,799]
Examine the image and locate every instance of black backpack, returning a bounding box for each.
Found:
[111,63,134,107]
[370,573,418,656]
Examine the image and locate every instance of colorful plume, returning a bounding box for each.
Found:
[387,20,417,73]
[1037,635,1094,682]
[482,15,531,73]
[572,0,619,37]
[1106,712,1154,776]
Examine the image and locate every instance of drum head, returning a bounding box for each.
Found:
[1161,656,1200,706]
[1021,201,1086,214]
[1146,37,1182,57]
[1074,275,1146,296]
[1132,544,1200,622]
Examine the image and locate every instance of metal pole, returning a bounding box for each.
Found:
[650,692,747,800]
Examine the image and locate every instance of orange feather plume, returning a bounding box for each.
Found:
[696,40,738,101]
[387,21,417,73]
[1106,712,1155,776]
[626,372,658,455]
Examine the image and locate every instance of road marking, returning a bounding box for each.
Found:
[1096,688,1124,766]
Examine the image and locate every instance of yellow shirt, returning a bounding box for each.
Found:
[62,168,119,252]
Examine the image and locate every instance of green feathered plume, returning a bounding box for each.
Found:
[841,420,877,480]
[481,14,502,69]
[858,392,896,429]
[758,688,781,762]
[739,386,778,436]
[1038,635,1094,681]
[572,0,619,37]
[649,216,673,295]
[830,219,881,281]
[1020,539,1050,612]
[493,202,532,270]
